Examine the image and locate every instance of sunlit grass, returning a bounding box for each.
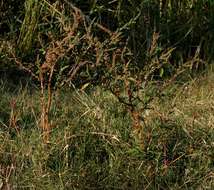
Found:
[0,71,213,189]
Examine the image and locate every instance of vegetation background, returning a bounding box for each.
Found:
[0,0,214,189]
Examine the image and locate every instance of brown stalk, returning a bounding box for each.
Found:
[39,66,55,143]
[39,66,49,142]
[39,46,59,143]
[9,99,20,134]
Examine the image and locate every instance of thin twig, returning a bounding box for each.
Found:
[10,55,39,80]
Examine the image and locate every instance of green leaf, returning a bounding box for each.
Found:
[159,68,164,77]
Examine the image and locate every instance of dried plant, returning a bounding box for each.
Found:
[8,2,128,143]
[108,31,188,148]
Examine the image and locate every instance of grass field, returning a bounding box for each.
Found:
[1,1,214,189]
[0,70,213,190]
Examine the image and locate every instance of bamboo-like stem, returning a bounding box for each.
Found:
[18,0,41,54]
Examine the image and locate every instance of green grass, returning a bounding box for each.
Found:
[0,72,214,190]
